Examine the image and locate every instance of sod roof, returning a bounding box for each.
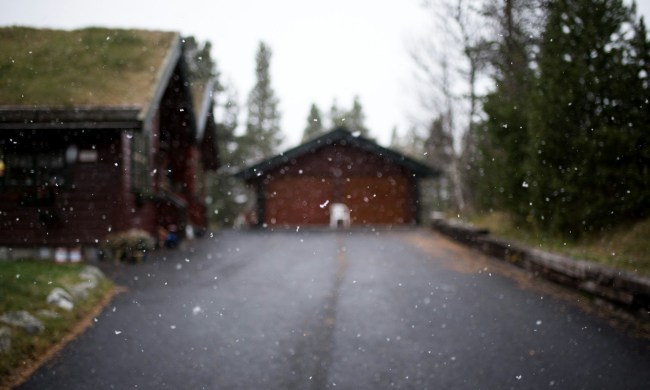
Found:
[0,26,178,109]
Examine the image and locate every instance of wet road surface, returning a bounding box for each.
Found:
[18,229,650,389]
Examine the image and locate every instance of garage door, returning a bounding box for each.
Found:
[265,177,334,226]
[343,176,412,225]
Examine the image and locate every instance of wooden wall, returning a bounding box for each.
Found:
[0,130,132,247]
[258,142,417,227]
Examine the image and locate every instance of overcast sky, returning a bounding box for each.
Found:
[0,0,431,147]
[1,0,649,148]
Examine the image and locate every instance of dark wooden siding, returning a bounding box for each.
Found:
[156,64,210,231]
[0,130,139,247]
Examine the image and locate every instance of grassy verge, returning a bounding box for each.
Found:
[468,212,650,277]
[0,261,113,387]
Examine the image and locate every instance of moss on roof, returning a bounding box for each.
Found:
[0,26,177,107]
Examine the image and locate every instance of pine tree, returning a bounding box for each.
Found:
[390,126,428,160]
[614,12,650,223]
[346,96,370,137]
[302,103,325,141]
[424,115,455,210]
[181,37,243,225]
[238,42,283,164]
[207,84,245,226]
[424,116,454,171]
[478,0,537,217]
[183,37,219,83]
[329,100,346,128]
[528,0,642,236]
[215,85,240,168]
[389,126,401,149]
[327,96,370,136]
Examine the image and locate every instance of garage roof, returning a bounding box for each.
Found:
[236,127,440,181]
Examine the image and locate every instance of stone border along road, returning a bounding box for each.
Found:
[430,218,650,318]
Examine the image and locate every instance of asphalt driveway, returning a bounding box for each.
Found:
[18,229,650,389]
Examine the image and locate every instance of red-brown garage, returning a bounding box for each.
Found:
[235,128,438,228]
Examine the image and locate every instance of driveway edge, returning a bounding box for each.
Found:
[430,218,650,316]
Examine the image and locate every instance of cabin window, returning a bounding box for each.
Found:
[0,146,69,189]
[131,131,151,194]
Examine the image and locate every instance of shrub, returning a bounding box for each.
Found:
[102,229,155,263]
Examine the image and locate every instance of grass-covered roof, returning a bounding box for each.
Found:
[0,26,178,108]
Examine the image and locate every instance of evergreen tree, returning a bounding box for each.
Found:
[528,0,646,236]
[206,84,245,226]
[389,124,440,219]
[477,0,537,217]
[183,37,220,85]
[425,116,454,171]
[424,115,455,210]
[238,42,283,164]
[346,96,370,137]
[390,126,428,159]
[182,36,244,225]
[327,96,370,136]
[329,100,346,128]
[609,10,650,225]
[389,126,401,149]
[215,85,240,168]
[302,103,325,141]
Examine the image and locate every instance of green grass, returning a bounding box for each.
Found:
[468,212,650,277]
[0,261,113,387]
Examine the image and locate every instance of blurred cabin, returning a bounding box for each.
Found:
[0,27,219,259]
[236,128,438,228]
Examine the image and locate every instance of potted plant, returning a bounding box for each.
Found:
[102,229,155,263]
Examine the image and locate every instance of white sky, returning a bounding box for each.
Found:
[1,0,649,148]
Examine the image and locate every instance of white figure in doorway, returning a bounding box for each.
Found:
[330,203,351,229]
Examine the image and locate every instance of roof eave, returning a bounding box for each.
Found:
[176,55,199,142]
[195,78,215,141]
[234,129,345,180]
[0,106,142,130]
[347,136,441,178]
[0,122,141,130]
[138,32,182,124]
[235,127,440,181]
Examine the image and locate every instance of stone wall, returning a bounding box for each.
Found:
[431,218,650,315]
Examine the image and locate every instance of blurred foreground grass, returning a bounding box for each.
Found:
[0,261,113,387]
[469,212,650,278]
